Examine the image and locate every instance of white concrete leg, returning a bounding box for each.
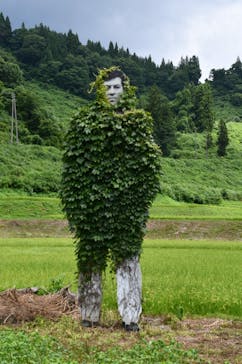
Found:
[116,256,142,325]
[78,271,102,323]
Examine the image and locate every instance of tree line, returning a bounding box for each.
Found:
[0,12,201,97]
[0,13,233,156]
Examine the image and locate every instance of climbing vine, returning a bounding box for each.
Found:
[60,67,161,274]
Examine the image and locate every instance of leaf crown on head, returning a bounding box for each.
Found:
[89,66,137,109]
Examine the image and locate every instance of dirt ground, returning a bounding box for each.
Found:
[0,288,241,363]
[1,218,242,240]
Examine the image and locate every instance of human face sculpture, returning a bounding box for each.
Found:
[104,77,124,105]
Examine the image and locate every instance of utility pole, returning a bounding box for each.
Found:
[11,92,19,143]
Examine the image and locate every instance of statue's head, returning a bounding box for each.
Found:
[103,70,125,105]
[90,67,136,109]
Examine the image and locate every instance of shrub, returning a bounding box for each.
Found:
[230,92,242,106]
[163,184,222,204]
[222,189,242,201]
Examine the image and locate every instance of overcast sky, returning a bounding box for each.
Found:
[1,0,242,81]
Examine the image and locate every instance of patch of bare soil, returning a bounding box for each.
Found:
[146,220,242,240]
[0,219,70,238]
[0,289,241,363]
[1,219,242,240]
[143,316,242,364]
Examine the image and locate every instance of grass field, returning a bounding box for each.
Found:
[1,237,241,319]
[0,193,241,220]
[151,195,242,220]
[0,195,63,219]
[1,191,241,363]
[141,240,242,318]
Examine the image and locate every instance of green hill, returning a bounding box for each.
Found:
[0,144,61,193]
[0,140,241,203]
[160,156,242,203]
[0,14,241,204]
[173,121,242,159]
[1,81,241,203]
[0,80,85,145]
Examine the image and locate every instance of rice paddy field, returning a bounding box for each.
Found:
[0,193,241,363]
[0,237,241,319]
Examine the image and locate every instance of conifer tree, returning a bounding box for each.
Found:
[205,132,213,158]
[0,13,12,47]
[66,30,80,54]
[217,120,229,156]
[172,84,194,132]
[147,85,176,156]
[192,83,214,132]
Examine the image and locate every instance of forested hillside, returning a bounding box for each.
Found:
[0,12,241,203]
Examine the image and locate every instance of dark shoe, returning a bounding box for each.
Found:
[81,320,99,328]
[122,322,140,332]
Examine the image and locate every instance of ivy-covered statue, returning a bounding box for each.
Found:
[60,67,161,331]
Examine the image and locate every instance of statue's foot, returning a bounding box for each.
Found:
[122,322,140,332]
[81,320,99,328]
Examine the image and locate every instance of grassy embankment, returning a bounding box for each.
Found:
[0,193,241,222]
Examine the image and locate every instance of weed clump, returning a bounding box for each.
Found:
[0,329,78,364]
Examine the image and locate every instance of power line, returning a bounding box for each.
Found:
[11,92,19,143]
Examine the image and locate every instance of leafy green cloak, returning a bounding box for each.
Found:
[60,67,161,273]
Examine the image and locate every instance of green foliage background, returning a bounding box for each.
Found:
[0,12,241,205]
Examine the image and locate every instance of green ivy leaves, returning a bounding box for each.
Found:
[60,68,161,273]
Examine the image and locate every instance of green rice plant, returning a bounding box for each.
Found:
[1,238,241,319]
[102,239,242,319]
[0,238,76,291]
[141,239,242,318]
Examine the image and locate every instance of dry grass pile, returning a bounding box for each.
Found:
[0,287,78,324]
